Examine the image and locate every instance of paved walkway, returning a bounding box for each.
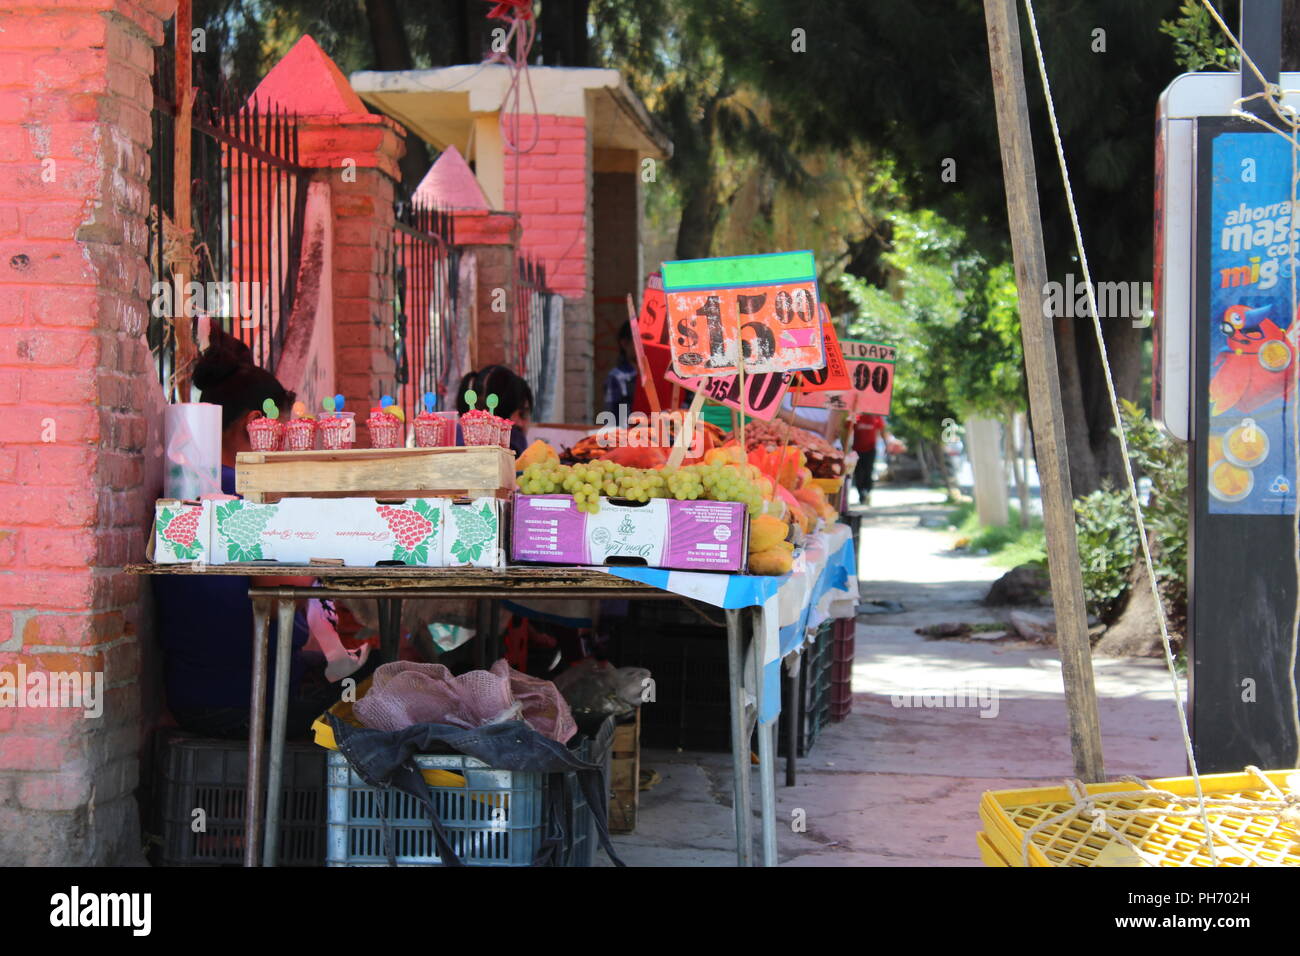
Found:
[607,485,1187,866]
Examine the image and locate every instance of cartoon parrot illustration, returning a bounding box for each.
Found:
[1209,304,1297,416]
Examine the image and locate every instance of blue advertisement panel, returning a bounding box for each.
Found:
[1206,132,1300,514]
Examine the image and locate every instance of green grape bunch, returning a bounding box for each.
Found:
[518,460,765,517]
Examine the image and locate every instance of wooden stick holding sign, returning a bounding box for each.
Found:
[667,389,708,469]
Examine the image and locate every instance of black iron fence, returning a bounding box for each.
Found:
[384,196,461,425]
[148,21,309,400]
[514,256,562,421]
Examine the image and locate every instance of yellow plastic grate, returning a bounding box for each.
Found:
[980,770,1300,867]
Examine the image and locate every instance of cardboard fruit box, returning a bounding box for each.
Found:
[234,446,515,503]
[511,494,747,573]
[152,497,504,568]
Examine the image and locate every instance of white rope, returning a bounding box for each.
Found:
[1196,0,1300,774]
[1019,0,1219,861]
[1018,767,1300,866]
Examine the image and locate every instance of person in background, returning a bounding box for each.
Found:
[851,412,902,506]
[154,330,366,739]
[456,364,534,457]
[604,321,639,418]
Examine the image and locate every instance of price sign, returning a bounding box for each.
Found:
[662,251,826,377]
[635,273,669,348]
[663,360,792,421]
[840,339,897,415]
[790,311,851,393]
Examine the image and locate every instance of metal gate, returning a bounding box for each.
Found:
[147,20,310,400]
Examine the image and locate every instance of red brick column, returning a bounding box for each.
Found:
[505,113,593,422]
[451,209,520,370]
[253,36,406,426]
[0,0,174,865]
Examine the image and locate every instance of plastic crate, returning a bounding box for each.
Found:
[157,733,326,867]
[980,769,1300,867]
[611,625,732,751]
[779,622,833,757]
[326,716,613,867]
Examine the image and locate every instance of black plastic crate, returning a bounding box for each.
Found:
[609,624,733,752]
[157,732,326,867]
[779,622,834,757]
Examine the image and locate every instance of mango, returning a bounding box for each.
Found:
[748,546,794,576]
[747,514,790,553]
[517,440,558,470]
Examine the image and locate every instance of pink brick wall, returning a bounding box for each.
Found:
[504,113,593,421]
[0,0,174,865]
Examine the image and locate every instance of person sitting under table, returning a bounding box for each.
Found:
[153,331,370,740]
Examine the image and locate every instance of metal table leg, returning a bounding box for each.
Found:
[753,606,779,867]
[783,652,800,787]
[725,607,753,867]
[244,599,271,867]
[378,597,403,663]
[473,599,489,670]
[262,598,296,867]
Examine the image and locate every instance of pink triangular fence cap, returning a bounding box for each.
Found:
[247,35,367,115]
[413,145,492,211]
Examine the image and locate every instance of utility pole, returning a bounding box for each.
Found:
[983,0,1105,781]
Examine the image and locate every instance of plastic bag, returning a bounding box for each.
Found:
[553,658,652,717]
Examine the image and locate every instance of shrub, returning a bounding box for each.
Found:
[1073,485,1138,620]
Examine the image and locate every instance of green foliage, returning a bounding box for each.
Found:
[1160,1,1240,71]
[1073,486,1139,619]
[1116,399,1189,620]
[839,208,1024,448]
[948,502,1046,568]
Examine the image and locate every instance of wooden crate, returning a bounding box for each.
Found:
[234,446,515,503]
[608,708,640,834]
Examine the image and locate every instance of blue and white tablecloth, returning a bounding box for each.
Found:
[599,522,858,724]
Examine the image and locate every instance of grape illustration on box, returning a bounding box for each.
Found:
[376,500,439,564]
[155,504,204,562]
[215,500,278,562]
[449,501,498,564]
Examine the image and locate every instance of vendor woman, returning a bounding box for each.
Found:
[153,331,360,739]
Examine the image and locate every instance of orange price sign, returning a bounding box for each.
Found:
[840,339,897,415]
[635,273,669,349]
[662,251,826,378]
[790,312,851,393]
[662,361,792,421]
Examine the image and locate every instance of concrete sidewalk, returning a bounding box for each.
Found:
[606,485,1188,866]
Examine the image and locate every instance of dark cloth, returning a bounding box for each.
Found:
[154,465,309,712]
[854,444,878,496]
[603,358,638,417]
[327,713,625,867]
[174,651,381,741]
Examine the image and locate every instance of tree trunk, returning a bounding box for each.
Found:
[364,0,431,190]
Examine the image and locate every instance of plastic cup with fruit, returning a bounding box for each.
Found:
[367,395,405,449]
[246,398,284,451]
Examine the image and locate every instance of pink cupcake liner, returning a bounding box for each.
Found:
[284,420,317,451]
[461,419,498,446]
[247,418,284,452]
[367,416,403,449]
[319,418,351,450]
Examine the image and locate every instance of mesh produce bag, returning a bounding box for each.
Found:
[354,659,576,743]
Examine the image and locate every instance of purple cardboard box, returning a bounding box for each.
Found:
[510,494,748,573]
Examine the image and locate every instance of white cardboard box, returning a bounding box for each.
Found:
[151,496,504,568]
